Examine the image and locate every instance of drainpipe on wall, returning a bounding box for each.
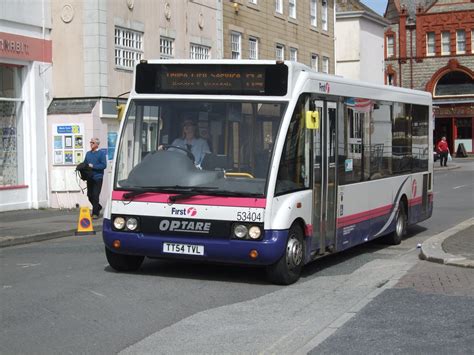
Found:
[410,27,413,89]
[333,0,336,74]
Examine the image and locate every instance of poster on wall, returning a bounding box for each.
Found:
[52,123,85,165]
[75,151,83,164]
[74,135,83,149]
[107,132,117,160]
[54,136,63,149]
[54,150,63,164]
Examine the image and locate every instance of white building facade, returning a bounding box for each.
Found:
[48,0,222,210]
[336,1,388,84]
[0,0,53,211]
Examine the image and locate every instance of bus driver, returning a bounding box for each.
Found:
[170,119,210,167]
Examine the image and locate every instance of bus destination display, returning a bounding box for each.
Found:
[135,64,288,96]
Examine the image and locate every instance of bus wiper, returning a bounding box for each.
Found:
[123,185,206,199]
[168,187,219,203]
[207,191,264,198]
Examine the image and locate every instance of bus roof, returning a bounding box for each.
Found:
[131,59,432,105]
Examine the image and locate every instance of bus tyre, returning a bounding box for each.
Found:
[266,224,304,285]
[386,203,407,245]
[105,247,144,272]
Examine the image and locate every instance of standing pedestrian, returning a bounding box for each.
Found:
[84,137,107,218]
[436,136,450,167]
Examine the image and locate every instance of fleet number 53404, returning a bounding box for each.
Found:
[236,211,262,222]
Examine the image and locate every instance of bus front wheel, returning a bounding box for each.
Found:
[105,247,144,272]
[266,224,304,285]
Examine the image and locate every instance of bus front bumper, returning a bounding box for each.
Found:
[102,218,288,266]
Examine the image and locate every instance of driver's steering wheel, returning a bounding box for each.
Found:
[161,145,195,163]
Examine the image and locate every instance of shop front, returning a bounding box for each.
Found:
[434,101,474,156]
[47,98,123,210]
[0,31,53,211]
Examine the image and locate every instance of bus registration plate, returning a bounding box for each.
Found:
[163,242,204,256]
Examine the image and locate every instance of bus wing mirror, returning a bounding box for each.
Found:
[305,111,319,130]
[117,104,126,121]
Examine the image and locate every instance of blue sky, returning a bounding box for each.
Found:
[361,0,388,15]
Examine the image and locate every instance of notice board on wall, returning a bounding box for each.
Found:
[52,124,85,165]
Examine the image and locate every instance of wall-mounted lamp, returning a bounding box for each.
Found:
[233,2,240,13]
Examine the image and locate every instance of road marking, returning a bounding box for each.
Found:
[17,263,41,268]
[453,184,472,189]
[89,290,106,298]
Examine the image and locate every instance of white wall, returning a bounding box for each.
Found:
[359,17,385,85]
[336,13,386,85]
[336,18,361,81]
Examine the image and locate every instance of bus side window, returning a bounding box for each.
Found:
[276,95,310,195]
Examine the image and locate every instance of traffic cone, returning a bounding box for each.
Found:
[75,207,96,235]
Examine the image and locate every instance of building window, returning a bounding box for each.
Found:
[456,30,466,54]
[249,37,258,59]
[160,37,174,59]
[290,47,297,61]
[276,44,285,60]
[426,32,435,56]
[441,31,450,55]
[434,71,474,97]
[311,53,319,71]
[289,0,296,19]
[387,73,394,85]
[114,27,143,70]
[310,0,317,27]
[190,43,211,59]
[322,56,329,73]
[321,0,328,31]
[231,32,241,59]
[387,35,394,57]
[275,0,283,14]
[0,65,24,187]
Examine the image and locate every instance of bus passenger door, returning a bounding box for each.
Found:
[312,100,337,254]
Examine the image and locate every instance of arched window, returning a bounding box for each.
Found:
[434,71,474,97]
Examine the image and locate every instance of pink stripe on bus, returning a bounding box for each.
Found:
[112,190,266,208]
[337,204,393,228]
[337,192,433,228]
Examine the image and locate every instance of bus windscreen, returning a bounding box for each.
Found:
[135,63,288,96]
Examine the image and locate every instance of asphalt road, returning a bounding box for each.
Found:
[1,160,473,354]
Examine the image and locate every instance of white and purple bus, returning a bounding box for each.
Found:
[103,60,433,285]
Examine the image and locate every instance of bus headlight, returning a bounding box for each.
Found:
[234,224,248,239]
[126,217,138,231]
[248,226,262,240]
[113,217,126,230]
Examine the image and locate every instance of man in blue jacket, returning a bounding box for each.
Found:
[84,137,107,219]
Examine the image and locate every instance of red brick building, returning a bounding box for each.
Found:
[384,0,474,154]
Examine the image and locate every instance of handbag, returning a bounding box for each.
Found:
[447,153,452,162]
[76,162,93,181]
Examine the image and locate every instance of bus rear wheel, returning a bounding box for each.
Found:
[385,202,407,245]
[105,247,144,272]
[266,224,304,285]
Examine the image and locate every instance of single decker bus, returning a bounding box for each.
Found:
[103,60,433,285]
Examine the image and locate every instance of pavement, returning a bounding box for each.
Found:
[1,197,473,269]
[0,208,103,248]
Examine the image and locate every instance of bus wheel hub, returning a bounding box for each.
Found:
[286,237,303,269]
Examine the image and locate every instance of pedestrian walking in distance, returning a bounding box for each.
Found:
[436,136,450,167]
[84,138,107,219]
